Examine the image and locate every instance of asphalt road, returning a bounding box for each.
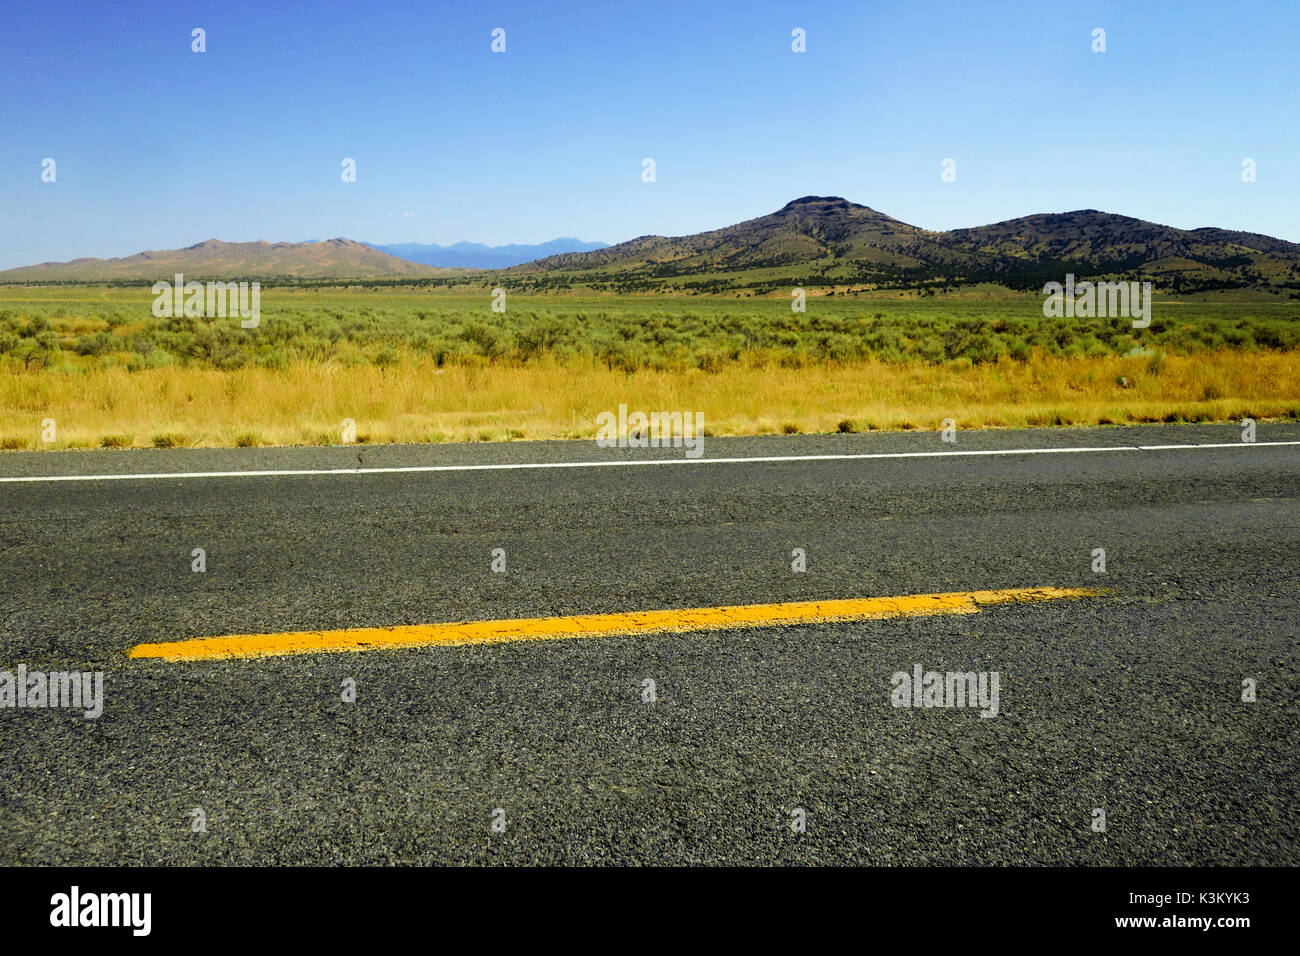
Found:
[1,423,1297,865]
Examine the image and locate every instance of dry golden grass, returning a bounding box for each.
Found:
[1,350,1296,450]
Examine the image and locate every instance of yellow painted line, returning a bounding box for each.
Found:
[128,586,1104,662]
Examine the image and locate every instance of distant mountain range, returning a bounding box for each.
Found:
[0,237,609,281]
[3,198,1296,293]
[505,197,1300,294]
[369,238,608,269]
[0,238,440,281]
[504,196,1300,293]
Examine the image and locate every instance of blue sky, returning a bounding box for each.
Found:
[2,0,1297,269]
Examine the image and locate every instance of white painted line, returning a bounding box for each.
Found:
[1,440,1297,484]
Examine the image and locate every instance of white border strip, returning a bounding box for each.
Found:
[1,440,1297,484]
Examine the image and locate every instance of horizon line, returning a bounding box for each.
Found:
[4,195,1297,273]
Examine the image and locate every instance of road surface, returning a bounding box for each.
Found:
[1,423,1297,864]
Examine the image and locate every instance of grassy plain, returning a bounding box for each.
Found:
[0,285,1296,449]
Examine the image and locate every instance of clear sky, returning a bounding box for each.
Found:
[2,0,1297,269]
